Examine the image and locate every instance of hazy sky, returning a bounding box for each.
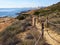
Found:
[0,0,60,8]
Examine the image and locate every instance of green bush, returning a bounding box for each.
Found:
[16,15,25,20]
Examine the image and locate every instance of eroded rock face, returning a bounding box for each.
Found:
[0,17,17,32]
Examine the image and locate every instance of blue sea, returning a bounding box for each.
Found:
[0,8,32,17]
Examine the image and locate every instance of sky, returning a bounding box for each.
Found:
[0,0,60,8]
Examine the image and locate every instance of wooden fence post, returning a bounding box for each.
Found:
[35,17,38,27]
[31,16,34,26]
[31,15,36,26]
[41,17,45,39]
[46,16,49,28]
[41,22,44,39]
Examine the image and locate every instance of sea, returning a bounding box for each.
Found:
[0,8,33,17]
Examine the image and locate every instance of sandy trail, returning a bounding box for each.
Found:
[36,23,60,45]
[44,28,60,45]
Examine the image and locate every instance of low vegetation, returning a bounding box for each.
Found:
[0,2,60,45]
[0,19,49,45]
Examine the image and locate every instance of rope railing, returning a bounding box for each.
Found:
[29,26,42,45]
[25,16,60,45]
[47,21,60,30]
[34,31,42,45]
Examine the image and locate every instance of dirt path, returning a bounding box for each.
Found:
[36,23,60,45]
[44,28,60,45]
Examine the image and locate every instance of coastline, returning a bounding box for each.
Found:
[0,8,33,18]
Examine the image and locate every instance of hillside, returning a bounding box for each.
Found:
[0,17,18,32]
[16,2,60,22]
[0,18,48,45]
[0,2,60,45]
[16,2,60,34]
